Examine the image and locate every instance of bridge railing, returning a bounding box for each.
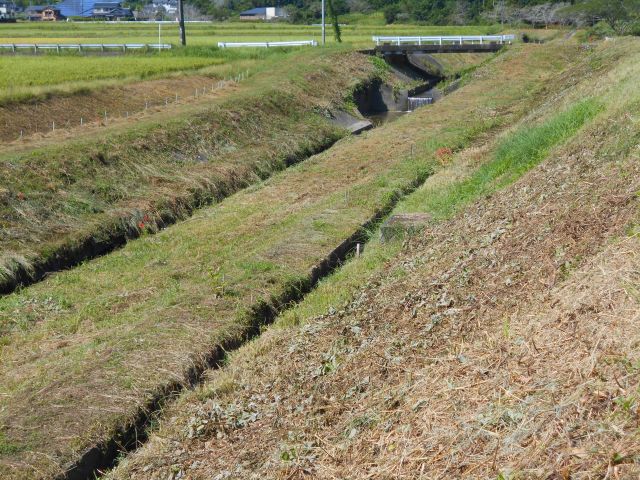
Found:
[217,40,318,48]
[0,43,172,52]
[372,35,515,46]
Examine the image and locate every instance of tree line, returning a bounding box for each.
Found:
[190,0,638,33]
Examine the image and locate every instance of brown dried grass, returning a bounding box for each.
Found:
[109,42,640,480]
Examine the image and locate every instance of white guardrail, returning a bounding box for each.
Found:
[217,40,317,48]
[0,43,172,52]
[372,34,515,46]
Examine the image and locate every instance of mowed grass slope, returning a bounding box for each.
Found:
[109,37,640,480]
[0,49,374,292]
[0,41,584,478]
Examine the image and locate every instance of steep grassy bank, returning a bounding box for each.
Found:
[0,40,585,479]
[108,37,640,479]
[0,49,375,294]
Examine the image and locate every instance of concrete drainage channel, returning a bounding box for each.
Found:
[354,52,446,127]
[56,161,435,480]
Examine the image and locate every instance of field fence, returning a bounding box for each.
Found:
[12,69,250,141]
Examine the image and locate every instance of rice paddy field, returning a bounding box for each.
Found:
[0,53,229,89]
[0,20,512,103]
[0,18,501,46]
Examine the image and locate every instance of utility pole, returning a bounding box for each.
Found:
[321,0,325,45]
[178,0,186,46]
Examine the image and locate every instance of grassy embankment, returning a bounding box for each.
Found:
[108,37,640,479]
[0,48,378,293]
[0,39,597,479]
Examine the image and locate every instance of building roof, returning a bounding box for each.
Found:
[56,0,98,17]
[240,7,267,15]
[240,6,287,16]
[94,5,132,16]
[26,5,54,12]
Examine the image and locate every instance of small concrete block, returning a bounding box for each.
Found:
[380,213,431,242]
[348,120,373,134]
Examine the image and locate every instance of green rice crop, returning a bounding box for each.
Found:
[0,55,227,88]
[0,21,500,46]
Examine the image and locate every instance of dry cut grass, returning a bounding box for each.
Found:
[108,37,640,480]
[0,40,585,479]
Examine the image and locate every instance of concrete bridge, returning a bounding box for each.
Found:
[373,35,515,54]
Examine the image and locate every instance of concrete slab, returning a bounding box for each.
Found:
[329,109,373,134]
[380,213,432,242]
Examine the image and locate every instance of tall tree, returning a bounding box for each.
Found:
[327,0,342,42]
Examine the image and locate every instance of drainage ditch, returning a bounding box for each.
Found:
[354,52,446,126]
[56,159,435,480]
[0,53,444,298]
[13,55,444,479]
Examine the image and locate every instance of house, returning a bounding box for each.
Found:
[135,0,176,20]
[92,1,132,19]
[152,0,177,15]
[239,6,287,20]
[0,1,16,20]
[25,5,64,20]
[41,5,63,20]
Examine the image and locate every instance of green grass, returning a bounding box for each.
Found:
[399,99,603,218]
[0,45,299,103]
